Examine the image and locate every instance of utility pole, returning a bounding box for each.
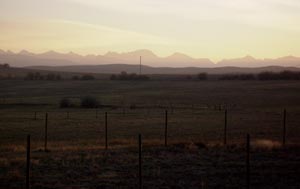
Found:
[139,56,142,75]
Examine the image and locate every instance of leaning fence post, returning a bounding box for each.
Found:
[26,135,31,189]
[105,112,108,150]
[164,110,168,146]
[224,109,227,146]
[138,134,142,189]
[282,109,286,146]
[246,134,250,189]
[44,113,48,152]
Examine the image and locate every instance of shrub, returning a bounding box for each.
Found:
[0,73,15,80]
[129,103,137,109]
[257,71,300,80]
[257,72,277,80]
[110,74,117,80]
[186,75,192,80]
[219,74,255,80]
[0,63,10,69]
[46,73,61,80]
[110,71,149,81]
[46,73,55,80]
[25,72,61,80]
[60,98,72,108]
[72,75,79,80]
[81,74,95,80]
[24,72,44,80]
[55,74,61,80]
[80,96,99,108]
[278,71,300,80]
[197,73,207,80]
[24,72,33,80]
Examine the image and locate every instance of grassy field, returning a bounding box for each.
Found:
[0,80,300,188]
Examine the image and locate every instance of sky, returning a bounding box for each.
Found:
[0,0,300,61]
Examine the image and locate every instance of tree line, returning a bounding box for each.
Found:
[24,72,98,81]
[218,71,300,80]
[25,72,62,80]
[110,71,149,81]
[0,63,10,69]
[2,70,300,81]
[72,74,95,80]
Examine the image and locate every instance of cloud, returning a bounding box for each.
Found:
[48,19,173,45]
[0,18,176,55]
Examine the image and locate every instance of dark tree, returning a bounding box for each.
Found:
[72,75,79,80]
[60,98,72,108]
[81,74,95,80]
[80,96,100,108]
[197,73,208,80]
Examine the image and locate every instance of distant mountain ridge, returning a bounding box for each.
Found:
[0,49,300,68]
[217,55,300,67]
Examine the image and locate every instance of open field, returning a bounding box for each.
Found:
[1,80,300,188]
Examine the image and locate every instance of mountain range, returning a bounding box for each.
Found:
[1,49,300,68]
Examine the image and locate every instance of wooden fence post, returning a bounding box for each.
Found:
[282,109,286,146]
[34,112,37,120]
[105,112,108,150]
[224,109,227,146]
[26,135,31,189]
[138,134,142,189]
[165,110,168,147]
[44,113,48,152]
[246,134,250,189]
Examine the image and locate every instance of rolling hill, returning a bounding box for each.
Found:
[26,64,300,75]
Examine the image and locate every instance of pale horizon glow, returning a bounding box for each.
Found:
[1,0,300,62]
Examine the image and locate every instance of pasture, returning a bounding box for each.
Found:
[0,80,300,188]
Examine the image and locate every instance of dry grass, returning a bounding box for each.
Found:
[1,139,300,188]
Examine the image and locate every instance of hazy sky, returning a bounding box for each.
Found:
[1,0,300,61]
